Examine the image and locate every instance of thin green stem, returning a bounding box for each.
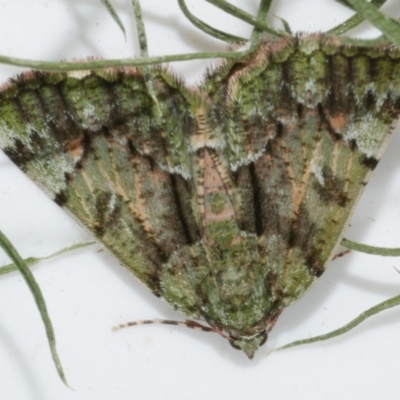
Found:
[344,0,400,47]
[0,0,399,72]
[249,0,274,50]
[0,230,69,387]
[131,0,149,57]
[131,0,157,103]
[342,238,400,257]
[206,0,289,38]
[0,242,95,276]
[274,16,292,35]
[100,0,126,38]
[177,0,246,44]
[328,0,387,35]
[275,293,400,351]
[0,48,253,71]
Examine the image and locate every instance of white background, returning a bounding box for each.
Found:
[0,0,399,399]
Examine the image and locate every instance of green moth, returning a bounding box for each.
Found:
[0,34,397,359]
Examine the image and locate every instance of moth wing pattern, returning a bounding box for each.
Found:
[0,68,201,297]
[203,34,400,307]
[0,34,399,357]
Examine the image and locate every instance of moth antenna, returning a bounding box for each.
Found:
[113,318,218,334]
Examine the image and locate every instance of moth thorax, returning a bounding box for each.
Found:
[203,150,240,246]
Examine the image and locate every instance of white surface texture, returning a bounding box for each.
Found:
[0,1,399,399]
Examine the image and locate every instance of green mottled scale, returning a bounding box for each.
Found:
[0,34,399,358]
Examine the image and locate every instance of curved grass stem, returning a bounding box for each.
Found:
[177,0,246,44]
[328,0,387,35]
[344,0,400,47]
[0,241,95,276]
[342,238,400,257]
[206,0,288,38]
[0,47,254,71]
[275,293,400,351]
[0,230,70,387]
[100,0,126,38]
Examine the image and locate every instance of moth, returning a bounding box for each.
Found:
[0,33,398,359]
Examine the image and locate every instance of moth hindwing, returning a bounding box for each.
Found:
[0,34,398,358]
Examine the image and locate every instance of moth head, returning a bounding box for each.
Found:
[229,332,268,359]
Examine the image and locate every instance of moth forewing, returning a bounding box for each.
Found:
[271,126,400,348]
